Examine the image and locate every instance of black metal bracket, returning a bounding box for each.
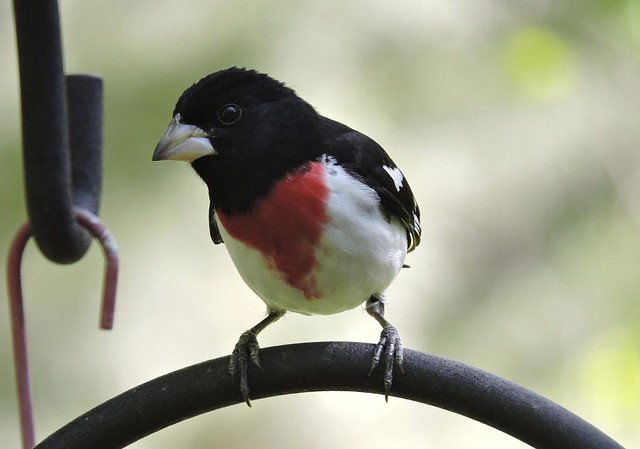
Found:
[34,342,624,449]
[9,2,119,448]
[13,0,103,264]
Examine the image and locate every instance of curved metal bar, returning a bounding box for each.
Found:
[34,342,623,449]
[6,210,119,449]
[12,0,104,264]
[7,221,35,449]
[74,209,119,329]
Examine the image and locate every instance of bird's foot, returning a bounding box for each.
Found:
[369,323,404,401]
[229,330,263,407]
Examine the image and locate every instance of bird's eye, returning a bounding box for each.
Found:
[218,104,242,125]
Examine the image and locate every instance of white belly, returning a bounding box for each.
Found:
[216,159,408,315]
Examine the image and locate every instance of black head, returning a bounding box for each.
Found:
[153,67,323,213]
[173,67,294,126]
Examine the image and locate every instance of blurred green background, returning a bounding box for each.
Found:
[1,0,639,447]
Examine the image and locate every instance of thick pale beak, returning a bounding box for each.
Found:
[152,114,215,162]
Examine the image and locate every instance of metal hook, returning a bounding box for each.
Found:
[6,208,119,449]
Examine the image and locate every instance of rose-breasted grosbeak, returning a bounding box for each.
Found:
[153,67,421,405]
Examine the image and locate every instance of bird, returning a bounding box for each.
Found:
[153,67,421,406]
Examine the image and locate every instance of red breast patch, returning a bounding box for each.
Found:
[216,161,329,299]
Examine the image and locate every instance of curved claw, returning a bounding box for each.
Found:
[226,310,284,408]
[369,323,404,401]
[229,331,262,407]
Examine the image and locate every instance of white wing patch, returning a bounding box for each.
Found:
[383,165,404,191]
[413,213,421,233]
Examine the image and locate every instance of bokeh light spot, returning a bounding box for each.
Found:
[502,26,576,100]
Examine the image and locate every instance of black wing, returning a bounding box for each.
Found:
[320,117,421,252]
[208,202,224,245]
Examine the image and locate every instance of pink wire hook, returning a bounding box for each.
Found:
[6,208,119,449]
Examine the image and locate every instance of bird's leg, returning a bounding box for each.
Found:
[366,295,404,401]
[229,309,285,406]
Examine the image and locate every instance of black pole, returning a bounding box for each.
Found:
[12,0,103,264]
[34,343,624,449]
[67,75,103,215]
